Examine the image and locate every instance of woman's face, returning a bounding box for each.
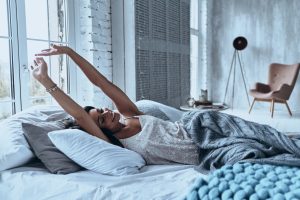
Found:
[88,108,122,132]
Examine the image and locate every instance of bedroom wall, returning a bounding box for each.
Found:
[76,0,113,108]
[206,0,300,111]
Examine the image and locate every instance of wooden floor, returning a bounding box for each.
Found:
[221,108,300,134]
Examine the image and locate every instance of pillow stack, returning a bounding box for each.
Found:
[0,105,146,176]
[0,105,68,171]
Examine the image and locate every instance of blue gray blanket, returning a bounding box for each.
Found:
[181,111,300,174]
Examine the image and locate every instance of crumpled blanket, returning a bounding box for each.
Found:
[181,111,300,174]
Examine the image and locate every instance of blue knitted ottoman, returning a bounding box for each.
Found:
[185,162,300,200]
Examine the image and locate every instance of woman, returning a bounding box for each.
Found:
[33,45,200,166]
[34,45,300,173]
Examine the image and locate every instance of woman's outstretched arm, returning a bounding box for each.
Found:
[31,57,110,142]
[35,45,142,117]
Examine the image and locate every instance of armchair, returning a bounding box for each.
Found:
[248,63,300,117]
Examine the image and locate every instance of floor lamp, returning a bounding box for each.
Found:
[223,36,250,108]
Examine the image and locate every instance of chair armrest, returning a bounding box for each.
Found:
[272,84,293,100]
[253,82,271,93]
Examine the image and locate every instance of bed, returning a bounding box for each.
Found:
[2,101,300,200]
[0,163,204,200]
[0,102,206,200]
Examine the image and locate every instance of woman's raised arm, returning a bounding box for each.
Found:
[36,45,142,117]
[31,57,110,142]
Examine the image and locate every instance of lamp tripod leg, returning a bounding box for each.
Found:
[232,53,236,109]
[223,50,236,105]
[236,51,250,106]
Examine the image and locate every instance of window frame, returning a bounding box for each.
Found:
[112,0,196,105]
[0,0,76,118]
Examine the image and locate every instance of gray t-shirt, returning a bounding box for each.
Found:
[120,115,199,165]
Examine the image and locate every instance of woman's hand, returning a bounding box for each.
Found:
[31,57,50,82]
[35,44,71,56]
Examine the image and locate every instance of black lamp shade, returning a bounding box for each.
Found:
[233,36,247,50]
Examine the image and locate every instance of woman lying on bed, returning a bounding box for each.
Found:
[33,45,300,173]
[33,44,199,166]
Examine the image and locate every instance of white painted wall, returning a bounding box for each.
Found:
[75,0,113,109]
[205,0,300,111]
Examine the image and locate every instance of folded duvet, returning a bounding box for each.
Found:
[181,111,300,174]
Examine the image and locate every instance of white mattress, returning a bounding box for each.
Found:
[0,163,205,200]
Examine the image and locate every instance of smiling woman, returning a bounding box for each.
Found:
[82,106,124,147]
[31,43,144,147]
[31,45,199,166]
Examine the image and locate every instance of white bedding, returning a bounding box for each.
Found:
[0,163,205,200]
[0,103,205,200]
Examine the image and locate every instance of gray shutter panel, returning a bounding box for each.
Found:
[135,0,190,107]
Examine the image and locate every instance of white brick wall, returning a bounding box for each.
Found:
[77,0,113,109]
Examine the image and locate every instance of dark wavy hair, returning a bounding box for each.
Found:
[61,106,124,148]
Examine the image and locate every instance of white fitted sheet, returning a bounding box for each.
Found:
[0,163,205,200]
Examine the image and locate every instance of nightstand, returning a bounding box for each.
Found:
[180,103,228,111]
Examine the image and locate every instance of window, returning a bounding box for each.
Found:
[0,0,75,121]
[112,0,195,108]
[135,0,191,107]
[190,0,199,98]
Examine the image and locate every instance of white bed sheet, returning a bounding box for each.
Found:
[0,163,205,200]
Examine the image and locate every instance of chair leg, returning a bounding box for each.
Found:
[285,101,293,116]
[271,99,275,118]
[249,98,256,114]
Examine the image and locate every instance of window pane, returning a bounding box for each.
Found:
[48,0,67,42]
[25,0,48,40]
[30,97,51,106]
[27,40,49,97]
[191,35,198,58]
[0,102,12,121]
[0,39,11,100]
[0,0,8,37]
[50,55,68,92]
[190,0,198,30]
[190,36,198,98]
[27,40,49,64]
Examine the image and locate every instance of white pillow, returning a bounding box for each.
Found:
[48,129,146,176]
[0,105,68,171]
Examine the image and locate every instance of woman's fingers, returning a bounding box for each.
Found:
[41,48,51,52]
[35,50,54,56]
[35,47,57,56]
[34,57,42,65]
[35,57,45,63]
[35,44,65,56]
[51,44,60,49]
[35,52,49,56]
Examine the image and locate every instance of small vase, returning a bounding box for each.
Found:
[187,97,195,107]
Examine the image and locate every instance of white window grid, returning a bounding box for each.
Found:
[0,0,76,120]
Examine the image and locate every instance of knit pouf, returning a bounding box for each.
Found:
[185,162,300,200]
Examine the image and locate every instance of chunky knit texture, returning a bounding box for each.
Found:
[185,162,300,200]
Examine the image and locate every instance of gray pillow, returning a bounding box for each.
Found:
[22,122,82,174]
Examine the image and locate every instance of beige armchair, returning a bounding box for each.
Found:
[248,63,300,117]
